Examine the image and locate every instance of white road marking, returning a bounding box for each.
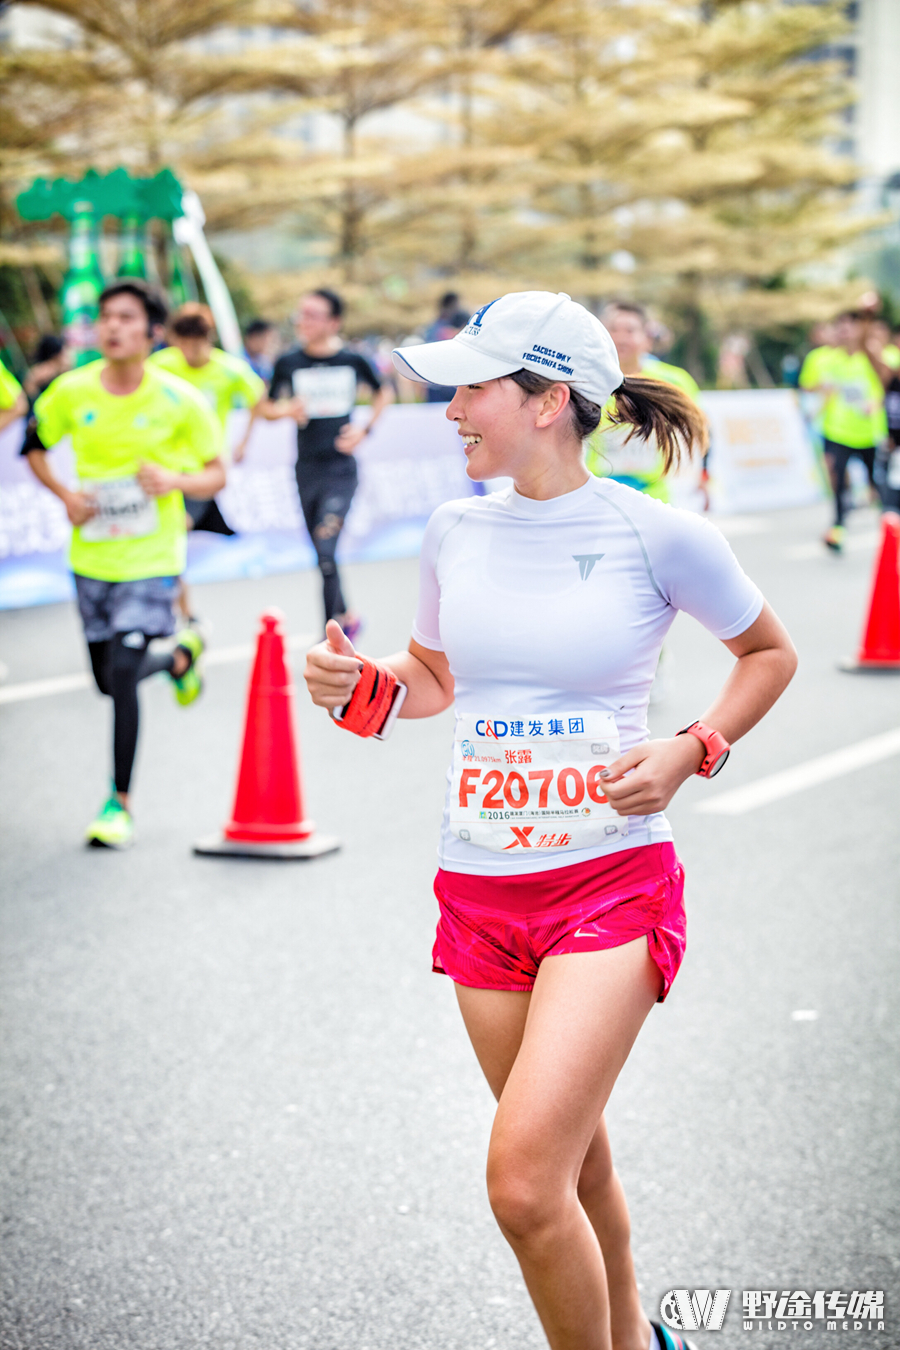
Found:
[696,727,900,815]
[0,632,316,706]
[784,530,878,560]
[0,672,91,704]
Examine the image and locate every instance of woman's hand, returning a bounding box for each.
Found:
[600,735,705,816]
[304,620,364,710]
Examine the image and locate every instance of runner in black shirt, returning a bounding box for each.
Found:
[263,289,392,636]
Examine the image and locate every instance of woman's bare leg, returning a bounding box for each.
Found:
[577,1117,652,1350]
[454,936,660,1350]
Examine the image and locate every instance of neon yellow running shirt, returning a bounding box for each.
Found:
[585,357,700,502]
[148,346,264,450]
[0,357,23,408]
[799,346,883,448]
[34,361,219,582]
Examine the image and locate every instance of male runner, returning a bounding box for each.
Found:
[799,310,884,551]
[586,301,701,502]
[149,304,265,620]
[0,356,27,432]
[149,303,264,510]
[25,279,224,848]
[262,288,392,637]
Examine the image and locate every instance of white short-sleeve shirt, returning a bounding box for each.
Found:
[413,476,763,876]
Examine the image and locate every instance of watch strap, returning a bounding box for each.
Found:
[676,720,731,779]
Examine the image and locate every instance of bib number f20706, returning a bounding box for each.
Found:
[78,477,159,542]
[449,711,628,853]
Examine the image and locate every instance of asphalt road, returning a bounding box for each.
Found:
[1,500,897,1350]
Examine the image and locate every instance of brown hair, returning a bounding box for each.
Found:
[171,302,214,339]
[507,368,708,473]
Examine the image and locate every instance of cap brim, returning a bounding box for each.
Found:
[392,338,521,388]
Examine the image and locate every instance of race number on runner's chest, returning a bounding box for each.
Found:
[450,711,629,853]
[292,366,357,419]
[78,477,159,542]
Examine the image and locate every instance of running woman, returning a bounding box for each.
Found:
[304,292,797,1350]
[262,288,393,639]
[25,279,224,849]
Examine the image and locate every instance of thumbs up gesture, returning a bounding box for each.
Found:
[304,619,364,709]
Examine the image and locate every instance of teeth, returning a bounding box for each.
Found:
[461,434,482,445]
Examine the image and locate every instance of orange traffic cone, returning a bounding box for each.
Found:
[194,609,340,857]
[840,515,900,672]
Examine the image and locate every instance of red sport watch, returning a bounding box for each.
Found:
[676,720,730,779]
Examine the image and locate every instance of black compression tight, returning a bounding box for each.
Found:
[88,635,177,794]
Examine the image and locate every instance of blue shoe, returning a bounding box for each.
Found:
[652,1322,701,1350]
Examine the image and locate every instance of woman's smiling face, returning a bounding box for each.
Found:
[447,377,572,482]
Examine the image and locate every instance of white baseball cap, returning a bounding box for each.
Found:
[392,291,624,406]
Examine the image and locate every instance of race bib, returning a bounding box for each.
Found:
[449,711,629,854]
[78,477,159,542]
[292,365,357,418]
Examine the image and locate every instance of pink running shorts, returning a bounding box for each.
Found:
[432,842,686,1002]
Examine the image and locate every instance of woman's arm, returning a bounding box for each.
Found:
[601,601,797,816]
[304,622,454,719]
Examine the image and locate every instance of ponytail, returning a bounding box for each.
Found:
[507,367,707,471]
[606,374,708,474]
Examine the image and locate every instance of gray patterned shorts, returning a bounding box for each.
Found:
[73,574,179,643]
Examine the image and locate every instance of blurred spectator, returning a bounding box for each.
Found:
[716,334,750,389]
[19,335,71,454]
[242,318,278,381]
[23,334,71,401]
[424,293,462,343]
[423,301,471,403]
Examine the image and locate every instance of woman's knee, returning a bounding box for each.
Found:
[486,1142,568,1243]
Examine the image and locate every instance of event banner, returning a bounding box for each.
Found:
[0,404,476,609]
[0,390,823,609]
[699,388,824,514]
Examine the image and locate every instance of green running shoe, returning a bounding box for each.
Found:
[171,628,204,706]
[85,793,134,849]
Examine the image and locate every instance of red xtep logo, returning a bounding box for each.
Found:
[503,826,535,849]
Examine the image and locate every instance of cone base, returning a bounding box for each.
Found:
[838,657,900,673]
[193,831,341,859]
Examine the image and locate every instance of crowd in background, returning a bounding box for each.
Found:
[4,288,900,563]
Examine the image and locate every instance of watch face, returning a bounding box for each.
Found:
[707,748,730,778]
